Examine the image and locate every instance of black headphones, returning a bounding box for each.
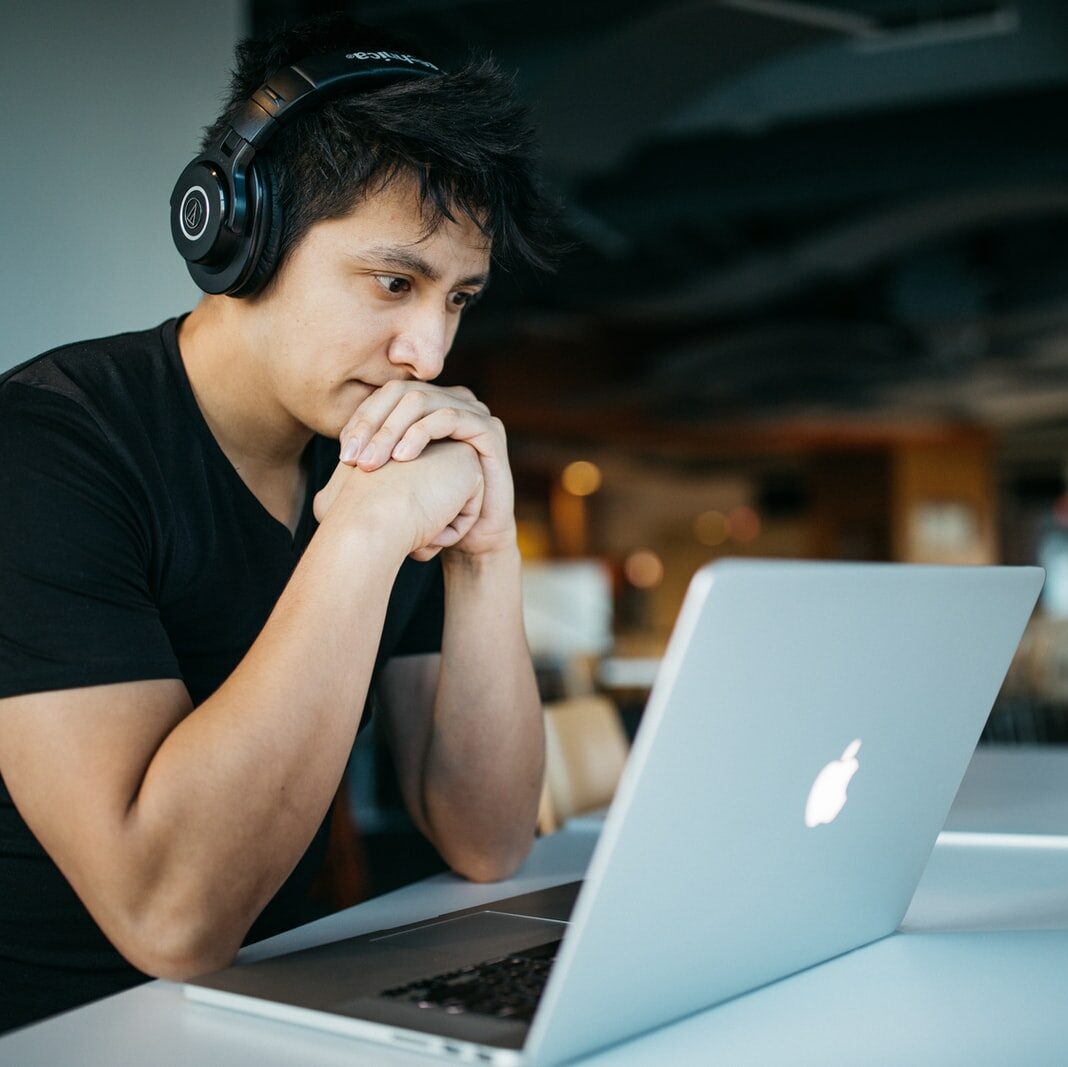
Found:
[170,49,443,298]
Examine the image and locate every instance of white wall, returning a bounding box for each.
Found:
[0,1,247,370]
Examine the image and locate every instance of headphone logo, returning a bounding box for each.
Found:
[184,198,203,231]
[345,50,440,71]
[178,186,210,241]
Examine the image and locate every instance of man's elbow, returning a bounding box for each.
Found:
[135,940,237,983]
[111,905,241,982]
[448,836,535,884]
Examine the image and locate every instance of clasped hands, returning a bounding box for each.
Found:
[314,381,515,562]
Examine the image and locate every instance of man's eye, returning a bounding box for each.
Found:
[374,275,411,295]
[451,290,481,310]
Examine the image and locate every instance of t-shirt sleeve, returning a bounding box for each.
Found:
[390,554,445,657]
[0,383,182,698]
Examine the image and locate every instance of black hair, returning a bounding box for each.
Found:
[200,13,563,291]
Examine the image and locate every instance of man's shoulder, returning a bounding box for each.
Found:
[0,317,183,435]
[2,318,179,392]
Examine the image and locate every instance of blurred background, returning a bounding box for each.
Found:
[6,0,1068,896]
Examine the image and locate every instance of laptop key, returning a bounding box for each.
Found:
[380,940,563,1023]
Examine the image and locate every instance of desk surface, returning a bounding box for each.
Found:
[944,745,1068,835]
[5,746,1068,1066]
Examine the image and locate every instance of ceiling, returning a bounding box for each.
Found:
[253,0,1068,446]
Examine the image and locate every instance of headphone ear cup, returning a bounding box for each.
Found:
[170,159,228,265]
[230,158,284,298]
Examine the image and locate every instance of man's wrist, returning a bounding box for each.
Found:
[317,499,413,572]
[441,540,522,586]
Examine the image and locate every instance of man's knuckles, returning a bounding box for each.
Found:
[393,390,429,418]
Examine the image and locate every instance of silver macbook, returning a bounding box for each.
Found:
[185,559,1043,1065]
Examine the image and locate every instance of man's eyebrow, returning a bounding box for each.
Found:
[360,245,491,288]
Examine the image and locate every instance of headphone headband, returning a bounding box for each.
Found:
[170,49,444,297]
[233,50,443,148]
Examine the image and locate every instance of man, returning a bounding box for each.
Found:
[0,14,558,1034]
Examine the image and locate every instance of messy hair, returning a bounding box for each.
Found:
[199,13,562,289]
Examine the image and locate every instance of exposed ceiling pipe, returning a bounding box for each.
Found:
[719,0,1020,51]
[603,183,1068,321]
[854,5,1020,52]
[531,2,839,177]
[716,0,877,37]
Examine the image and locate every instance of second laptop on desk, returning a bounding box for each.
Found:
[185,559,1043,1066]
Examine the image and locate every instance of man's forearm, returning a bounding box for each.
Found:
[423,545,544,882]
[121,512,408,977]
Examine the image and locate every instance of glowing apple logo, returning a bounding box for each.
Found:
[805,740,861,828]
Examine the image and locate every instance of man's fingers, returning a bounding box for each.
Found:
[338,384,490,467]
[356,393,443,468]
[390,408,502,464]
[448,385,491,415]
[340,420,374,463]
[339,382,414,463]
[424,475,483,548]
[409,545,443,562]
[390,408,460,461]
[429,527,462,548]
[428,507,478,548]
[342,392,425,467]
[404,448,484,560]
[339,381,406,461]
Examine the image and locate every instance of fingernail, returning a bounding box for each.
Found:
[392,440,413,460]
[358,443,378,466]
[340,438,359,463]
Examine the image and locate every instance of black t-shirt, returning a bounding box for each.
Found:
[0,316,444,1034]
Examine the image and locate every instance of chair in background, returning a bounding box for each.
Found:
[537,695,631,835]
[308,780,371,913]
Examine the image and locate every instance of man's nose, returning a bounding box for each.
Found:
[388,308,449,381]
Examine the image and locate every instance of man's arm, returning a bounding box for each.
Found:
[0,441,483,981]
[339,382,543,881]
[378,544,544,883]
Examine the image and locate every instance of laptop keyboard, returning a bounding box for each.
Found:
[379,939,562,1024]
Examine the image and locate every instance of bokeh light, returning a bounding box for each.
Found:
[728,505,762,543]
[624,548,664,588]
[694,510,730,546]
[561,460,603,497]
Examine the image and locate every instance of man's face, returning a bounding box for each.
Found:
[252,175,491,439]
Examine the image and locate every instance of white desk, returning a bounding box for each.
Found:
[4,746,1068,1066]
[943,745,1068,835]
